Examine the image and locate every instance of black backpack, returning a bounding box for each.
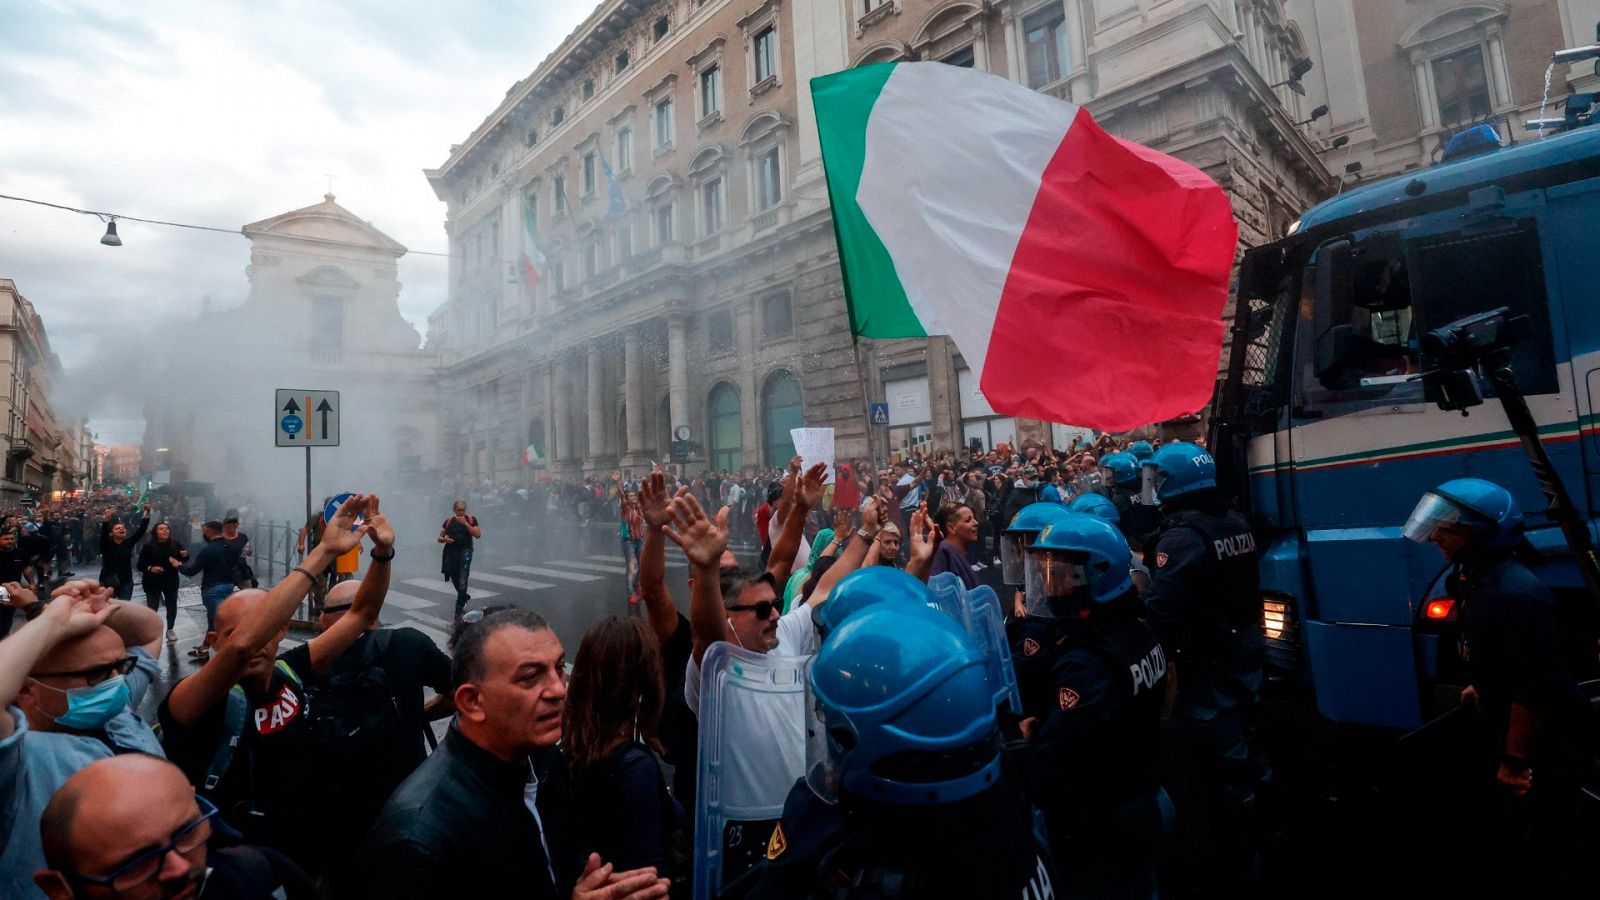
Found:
[302,632,412,831]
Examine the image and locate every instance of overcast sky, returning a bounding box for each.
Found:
[0,0,590,442]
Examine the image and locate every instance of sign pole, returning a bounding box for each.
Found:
[304,446,312,560]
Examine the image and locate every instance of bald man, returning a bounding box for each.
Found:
[156,495,392,877]
[33,754,315,899]
[0,582,165,897]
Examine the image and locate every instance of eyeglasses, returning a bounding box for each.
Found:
[32,655,138,686]
[69,795,218,892]
[727,600,777,619]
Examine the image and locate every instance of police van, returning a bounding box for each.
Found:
[1211,81,1600,731]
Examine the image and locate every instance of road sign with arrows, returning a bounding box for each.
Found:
[275,389,340,447]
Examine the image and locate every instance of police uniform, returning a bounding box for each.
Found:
[1008,615,1060,722]
[1143,504,1268,818]
[1013,613,1171,899]
[1453,553,1597,896]
[1110,488,1161,555]
[741,775,1057,900]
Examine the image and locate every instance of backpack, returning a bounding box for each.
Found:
[301,632,413,829]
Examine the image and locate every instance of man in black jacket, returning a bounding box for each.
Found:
[355,608,670,900]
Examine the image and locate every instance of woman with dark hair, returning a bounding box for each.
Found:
[137,520,188,642]
[930,502,981,589]
[564,617,689,896]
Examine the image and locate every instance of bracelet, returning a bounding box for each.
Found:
[370,548,396,563]
[855,529,873,541]
[292,566,320,582]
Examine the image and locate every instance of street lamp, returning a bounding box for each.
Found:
[1294,105,1330,126]
[99,217,122,247]
[1270,57,1314,96]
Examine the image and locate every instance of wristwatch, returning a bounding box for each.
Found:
[370,548,396,563]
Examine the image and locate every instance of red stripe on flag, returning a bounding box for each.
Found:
[981,108,1237,432]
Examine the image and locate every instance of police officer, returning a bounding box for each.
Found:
[1069,492,1151,594]
[1008,513,1171,899]
[1403,478,1597,895]
[1144,441,1268,883]
[1126,440,1154,465]
[744,601,1057,900]
[1002,503,1074,720]
[1100,452,1161,554]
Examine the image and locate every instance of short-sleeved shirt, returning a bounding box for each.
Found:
[0,648,163,897]
[330,628,453,770]
[159,644,322,871]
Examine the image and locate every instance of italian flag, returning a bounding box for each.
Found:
[520,195,546,297]
[812,63,1237,432]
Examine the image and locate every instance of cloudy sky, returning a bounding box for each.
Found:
[0,0,591,441]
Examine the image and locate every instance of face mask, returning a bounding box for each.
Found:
[39,675,130,730]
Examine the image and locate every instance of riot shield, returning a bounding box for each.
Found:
[927,573,1023,716]
[1000,530,1026,586]
[694,642,810,900]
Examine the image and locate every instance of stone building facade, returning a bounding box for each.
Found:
[1289,0,1600,185]
[0,279,86,503]
[428,0,1333,483]
[142,196,438,513]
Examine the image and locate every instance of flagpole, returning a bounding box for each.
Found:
[851,335,879,470]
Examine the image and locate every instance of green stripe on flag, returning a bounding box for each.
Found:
[811,64,927,339]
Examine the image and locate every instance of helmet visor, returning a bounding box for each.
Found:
[1402,491,1468,543]
[803,662,845,805]
[1023,550,1090,618]
[1000,533,1027,586]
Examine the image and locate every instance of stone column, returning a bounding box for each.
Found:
[623,330,646,464]
[1001,10,1021,83]
[553,359,573,463]
[587,344,606,465]
[737,303,761,469]
[971,18,990,72]
[501,185,521,321]
[667,316,690,452]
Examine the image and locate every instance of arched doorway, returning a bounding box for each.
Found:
[707,383,742,471]
[761,370,803,465]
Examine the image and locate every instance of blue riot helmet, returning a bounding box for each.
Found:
[1067,491,1120,525]
[1098,451,1140,488]
[1403,478,1524,550]
[806,603,1000,806]
[1001,502,1073,587]
[1024,513,1134,618]
[812,566,937,641]
[1127,440,1154,463]
[1150,441,1217,503]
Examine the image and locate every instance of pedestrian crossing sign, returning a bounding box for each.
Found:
[869,402,890,426]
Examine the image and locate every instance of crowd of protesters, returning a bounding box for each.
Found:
[0,428,1233,900]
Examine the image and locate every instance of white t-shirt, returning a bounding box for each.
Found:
[684,602,816,716]
[768,511,811,570]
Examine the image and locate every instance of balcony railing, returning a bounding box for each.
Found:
[750,208,779,232]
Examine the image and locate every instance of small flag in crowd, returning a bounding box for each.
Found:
[521,443,542,465]
[811,63,1237,432]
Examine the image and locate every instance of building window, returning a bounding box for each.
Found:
[700,65,722,118]
[701,177,723,236]
[550,260,566,294]
[654,97,675,149]
[616,51,630,73]
[865,0,888,10]
[490,221,501,263]
[582,79,595,100]
[761,371,803,465]
[761,293,792,339]
[526,128,540,147]
[708,383,743,471]
[551,105,565,125]
[939,45,975,67]
[1432,46,1492,127]
[754,27,777,83]
[708,309,734,354]
[655,202,674,245]
[1023,6,1068,88]
[554,175,567,214]
[582,152,597,196]
[755,147,782,210]
[616,128,633,171]
[311,296,344,358]
[654,16,670,41]
[583,242,599,279]
[614,223,632,261]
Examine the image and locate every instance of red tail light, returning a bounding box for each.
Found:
[1425,599,1455,620]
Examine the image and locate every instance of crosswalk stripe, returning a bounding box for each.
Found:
[383,591,434,611]
[582,554,685,568]
[403,578,500,598]
[544,560,628,574]
[471,572,556,591]
[504,565,603,582]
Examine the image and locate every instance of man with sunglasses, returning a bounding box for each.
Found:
[0,582,166,898]
[156,495,382,878]
[32,753,315,899]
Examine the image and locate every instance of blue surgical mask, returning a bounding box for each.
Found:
[41,675,130,730]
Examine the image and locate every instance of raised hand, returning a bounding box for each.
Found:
[639,470,675,531]
[862,497,886,533]
[2,582,35,609]
[797,462,828,510]
[831,506,851,537]
[365,496,396,551]
[662,493,729,569]
[321,494,372,555]
[40,592,113,641]
[908,506,939,569]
